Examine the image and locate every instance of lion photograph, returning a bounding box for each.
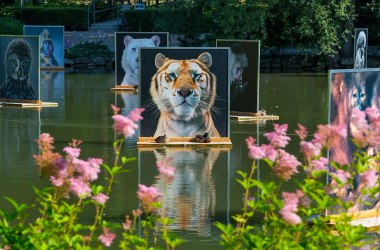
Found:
[139,48,229,138]
[115,32,169,86]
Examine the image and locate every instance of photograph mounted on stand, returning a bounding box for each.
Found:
[23,25,65,70]
[353,28,368,69]
[0,35,40,104]
[113,32,169,91]
[138,47,231,146]
[216,39,277,122]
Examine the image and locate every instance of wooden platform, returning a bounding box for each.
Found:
[330,209,380,228]
[111,85,138,93]
[0,101,58,108]
[41,66,65,71]
[230,114,279,121]
[137,137,232,148]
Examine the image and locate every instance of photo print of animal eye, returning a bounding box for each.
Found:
[328,68,380,166]
[115,32,169,86]
[139,48,230,138]
[23,25,65,70]
[353,28,368,69]
[0,35,40,102]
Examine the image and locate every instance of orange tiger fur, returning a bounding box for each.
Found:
[150,52,220,137]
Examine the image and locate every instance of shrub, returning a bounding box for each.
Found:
[65,41,112,59]
[21,7,88,31]
[0,17,24,35]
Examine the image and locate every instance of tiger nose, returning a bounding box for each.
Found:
[177,89,193,97]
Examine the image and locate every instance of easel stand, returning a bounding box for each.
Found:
[111,85,138,93]
[0,99,58,108]
[230,111,279,122]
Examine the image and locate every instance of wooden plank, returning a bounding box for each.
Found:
[137,137,232,148]
[138,147,232,152]
[0,98,41,104]
[330,209,380,228]
[111,85,138,93]
[0,101,58,108]
[41,66,65,71]
[230,115,279,121]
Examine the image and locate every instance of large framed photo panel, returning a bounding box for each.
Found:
[139,48,230,138]
[216,39,260,113]
[115,32,169,86]
[328,68,380,165]
[353,28,368,69]
[0,35,40,103]
[23,25,65,69]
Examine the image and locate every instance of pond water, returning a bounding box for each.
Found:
[0,71,328,249]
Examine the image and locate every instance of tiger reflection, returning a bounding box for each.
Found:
[153,148,221,236]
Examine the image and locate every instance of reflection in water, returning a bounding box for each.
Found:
[151,148,224,236]
[0,108,40,203]
[40,71,64,104]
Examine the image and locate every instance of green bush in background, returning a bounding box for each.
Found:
[65,41,112,60]
[0,17,24,35]
[21,7,88,31]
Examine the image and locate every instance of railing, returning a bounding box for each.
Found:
[88,0,121,27]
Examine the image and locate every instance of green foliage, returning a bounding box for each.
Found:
[65,41,112,60]
[21,7,88,31]
[0,17,24,35]
[121,9,157,32]
[216,121,379,249]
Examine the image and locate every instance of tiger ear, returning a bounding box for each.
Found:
[155,53,168,68]
[197,52,212,68]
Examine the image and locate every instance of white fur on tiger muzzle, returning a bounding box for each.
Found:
[169,87,200,119]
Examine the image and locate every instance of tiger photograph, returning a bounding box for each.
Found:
[139,48,230,138]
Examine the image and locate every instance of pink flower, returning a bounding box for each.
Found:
[366,107,380,124]
[35,133,55,151]
[307,157,328,174]
[92,193,109,205]
[330,170,351,198]
[315,124,347,148]
[280,192,302,225]
[350,108,371,146]
[112,114,138,137]
[50,175,65,187]
[111,104,120,114]
[122,218,132,230]
[360,169,378,188]
[69,177,91,198]
[156,159,176,183]
[137,184,163,213]
[264,124,290,148]
[74,158,102,182]
[132,209,142,217]
[98,227,116,247]
[273,150,300,181]
[260,144,277,161]
[63,147,81,159]
[295,124,308,141]
[300,141,321,160]
[128,108,145,122]
[246,137,265,159]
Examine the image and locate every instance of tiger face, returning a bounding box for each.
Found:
[150,52,216,121]
[149,52,220,137]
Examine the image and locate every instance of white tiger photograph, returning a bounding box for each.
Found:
[139,48,230,138]
[115,32,169,86]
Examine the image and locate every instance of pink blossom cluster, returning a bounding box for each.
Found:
[156,158,176,184]
[246,124,300,181]
[111,106,145,137]
[360,169,378,189]
[279,191,303,225]
[98,227,116,247]
[137,184,163,213]
[350,107,380,147]
[34,133,104,199]
[330,169,351,198]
